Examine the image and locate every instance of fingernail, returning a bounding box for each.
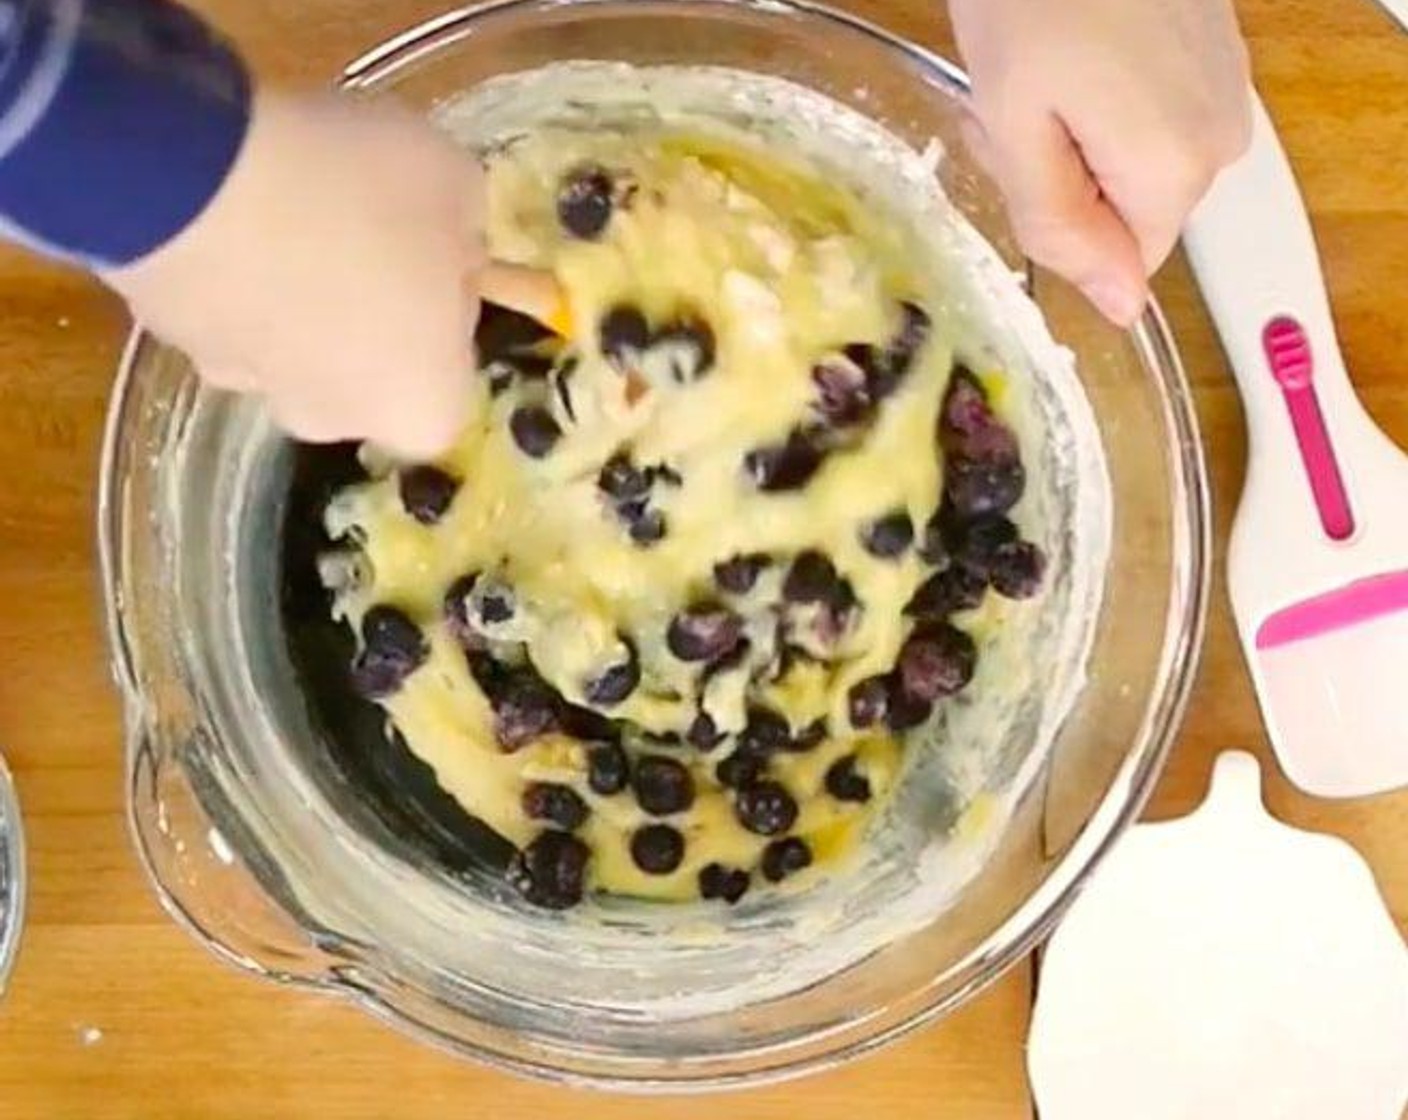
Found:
[1082,279,1145,328]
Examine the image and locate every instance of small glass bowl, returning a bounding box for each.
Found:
[97,0,1209,1090]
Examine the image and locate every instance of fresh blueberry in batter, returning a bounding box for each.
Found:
[509,405,562,458]
[743,429,825,492]
[698,863,751,904]
[860,510,915,559]
[905,565,988,619]
[631,824,685,874]
[761,836,812,883]
[898,622,977,703]
[397,465,460,525]
[587,743,630,796]
[713,552,771,595]
[847,675,891,729]
[687,711,725,751]
[556,164,616,240]
[522,782,590,831]
[350,606,428,698]
[782,550,840,604]
[667,603,744,663]
[599,305,651,365]
[597,453,651,503]
[715,751,765,790]
[825,754,872,803]
[584,639,640,706]
[734,780,798,836]
[509,830,589,909]
[632,755,695,816]
[990,539,1047,600]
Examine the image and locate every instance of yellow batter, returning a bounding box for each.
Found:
[323,127,1025,906]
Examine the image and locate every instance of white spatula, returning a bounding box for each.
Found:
[1183,93,1408,798]
[1029,751,1408,1120]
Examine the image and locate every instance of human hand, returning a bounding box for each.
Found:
[949,0,1252,325]
[105,89,486,458]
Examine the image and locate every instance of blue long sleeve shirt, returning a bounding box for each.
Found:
[0,0,249,268]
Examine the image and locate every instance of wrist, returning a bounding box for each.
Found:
[0,0,252,269]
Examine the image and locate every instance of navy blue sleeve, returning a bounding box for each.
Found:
[0,0,250,268]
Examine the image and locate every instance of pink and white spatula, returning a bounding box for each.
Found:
[1183,92,1408,798]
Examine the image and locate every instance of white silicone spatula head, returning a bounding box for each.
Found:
[1028,752,1408,1120]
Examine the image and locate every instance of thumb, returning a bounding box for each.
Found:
[975,110,1148,326]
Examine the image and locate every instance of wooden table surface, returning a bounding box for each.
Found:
[0,0,1405,1116]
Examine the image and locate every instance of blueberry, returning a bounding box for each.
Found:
[631,824,685,874]
[898,623,977,703]
[351,606,428,698]
[522,782,589,830]
[465,648,509,695]
[917,510,950,566]
[649,318,716,382]
[584,639,639,706]
[734,780,798,836]
[442,572,481,646]
[938,367,996,446]
[761,836,812,883]
[946,456,1026,519]
[810,356,873,427]
[713,552,771,595]
[698,863,750,904]
[715,751,765,790]
[744,430,825,492]
[476,580,516,626]
[491,668,560,750]
[556,164,615,240]
[599,305,651,365]
[950,515,1020,578]
[687,711,725,751]
[597,453,651,503]
[939,368,1020,462]
[905,565,988,619]
[587,743,630,795]
[667,603,744,663]
[782,550,840,604]
[990,540,1047,599]
[510,405,562,458]
[632,755,695,816]
[398,465,460,525]
[825,755,872,803]
[508,830,589,909]
[788,718,827,752]
[558,702,619,744]
[885,689,933,732]
[887,301,932,373]
[847,675,891,729]
[737,706,791,756]
[626,505,668,546]
[860,510,914,559]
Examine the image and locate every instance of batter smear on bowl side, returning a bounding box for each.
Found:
[321,120,1045,909]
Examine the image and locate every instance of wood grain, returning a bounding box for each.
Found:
[0,1,1405,1116]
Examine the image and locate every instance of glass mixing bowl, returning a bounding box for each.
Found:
[97,0,1209,1090]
